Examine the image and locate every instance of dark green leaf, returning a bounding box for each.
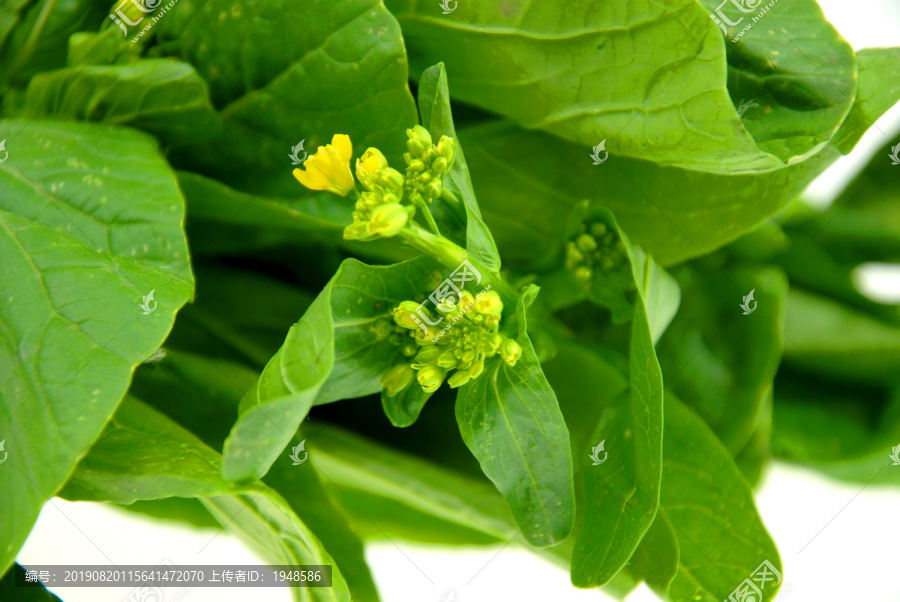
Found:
[833,47,900,153]
[0,564,62,601]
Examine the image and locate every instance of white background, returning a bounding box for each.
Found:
[16,0,900,600]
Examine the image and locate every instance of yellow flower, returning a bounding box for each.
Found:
[293,134,355,196]
[356,148,388,186]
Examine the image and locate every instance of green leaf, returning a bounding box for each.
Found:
[0,564,62,600]
[628,511,680,595]
[416,62,501,272]
[222,257,440,480]
[663,394,781,602]
[62,397,354,602]
[458,120,839,266]
[156,0,417,195]
[658,264,787,454]
[0,119,193,576]
[570,212,664,587]
[16,59,221,147]
[783,288,900,386]
[456,285,575,547]
[833,48,900,154]
[698,0,856,162]
[388,0,782,173]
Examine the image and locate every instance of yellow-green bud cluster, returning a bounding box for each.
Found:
[380,288,521,395]
[344,148,414,241]
[565,220,628,285]
[403,125,456,206]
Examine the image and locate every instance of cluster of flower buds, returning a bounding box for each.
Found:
[344,148,415,241]
[381,288,521,395]
[403,125,456,206]
[564,220,629,285]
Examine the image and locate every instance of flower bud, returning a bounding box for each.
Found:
[431,157,448,174]
[467,357,485,380]
[369,203,408,237]
[424,179,443,200]
[500,338,521,367]
[401,340,419,357]
[425,271,444,290]
[381,363,415,396]
[474,290,503,316]
[343,221,371,241]
[407,137,426,158]
[416,364,446,393]
[486,333,503,355]
[375,167,405,193]
[574,266,592,281]
[409,159,426,173]
[590,222,608,238]
[394,301,426,329]
[414,346,442,365]
[437,350,459,369]
[576,233,598,253]
[436,136,455,165]
[371,318,394,341]
[447,370,471,388]
[408,125,433,148]
[356,148,388,185]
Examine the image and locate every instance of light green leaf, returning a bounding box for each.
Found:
[833,47,900,154]
[698,0,856,162]
[628,511,679,595]
[156,0,417,195]
[388,0,782,173]
[455,284,575,547]
[221,257,440,481]
[16,59,221,147]
[0,119,193,577]
[416,62,501,272]
[663,394,781,602]
[62,397,353,602]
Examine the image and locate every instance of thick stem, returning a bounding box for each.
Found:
[397,224,518,306]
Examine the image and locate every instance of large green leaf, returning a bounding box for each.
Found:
[458,120,838,267]
[16,59,221,148]
[221,257,440,481]
[0,119,193,576]
[698,0,856,162]
[156,0,417,195]
[662,394,782,602]
[416,62,501,272]
[387,0,782,173]
[833,47,900,153]
[61,397,353,602]
[455,285,576,548]
[568,213,664,587]
[658,263,787,454]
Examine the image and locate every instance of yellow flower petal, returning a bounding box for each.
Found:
[331,134,352,163]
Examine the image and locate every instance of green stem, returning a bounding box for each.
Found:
[397,224,518,306]
[416,199,441,235]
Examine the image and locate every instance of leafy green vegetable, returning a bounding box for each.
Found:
[0,119,193,577]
